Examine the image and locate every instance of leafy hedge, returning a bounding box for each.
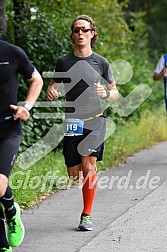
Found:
[5,0,164,151]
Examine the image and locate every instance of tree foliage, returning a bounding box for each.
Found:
[124,0,167,55]
[1,0,164,150]
[0,0,7,36]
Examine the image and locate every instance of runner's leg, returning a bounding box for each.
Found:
[81,156,97,216]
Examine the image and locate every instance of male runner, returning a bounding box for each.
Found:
[47,15,118,231]
[0,39,43,251]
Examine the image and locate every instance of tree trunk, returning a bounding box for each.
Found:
[13,0,31,44]
[0,0,7,36]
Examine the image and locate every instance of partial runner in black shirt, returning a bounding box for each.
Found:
[0,40,43,252]
[47,15,118,232]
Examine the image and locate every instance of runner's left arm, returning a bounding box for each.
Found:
[95,81,118,101]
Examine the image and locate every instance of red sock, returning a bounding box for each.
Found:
[82,173,97,216]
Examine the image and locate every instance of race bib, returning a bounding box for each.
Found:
[64,118,84,136]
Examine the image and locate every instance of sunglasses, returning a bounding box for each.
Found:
[73,27,92,33]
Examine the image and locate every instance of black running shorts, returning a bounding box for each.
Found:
[0,119,22,177]
[63,116,106,167]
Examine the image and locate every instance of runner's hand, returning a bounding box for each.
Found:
[163,67,167,77]
[47,84,61,100]
[10,104,30,121]
[94,82,107,98]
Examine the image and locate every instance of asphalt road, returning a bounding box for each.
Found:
[14,141,167,252]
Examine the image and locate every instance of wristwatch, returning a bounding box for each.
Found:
[23,103,32,112]
[102,90,110,99]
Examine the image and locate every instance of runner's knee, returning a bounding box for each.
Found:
[0,174,8,198]
[82,163,96,177]
[82,157,96,176]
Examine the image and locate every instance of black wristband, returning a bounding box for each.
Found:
[102,90,110,100]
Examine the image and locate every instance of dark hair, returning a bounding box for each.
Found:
[70,14,98,48]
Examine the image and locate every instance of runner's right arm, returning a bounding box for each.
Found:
[153,68,167,81]
[47,80,61,100]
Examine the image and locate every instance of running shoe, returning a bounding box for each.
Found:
[0,247,12,251]
[7,202,25,247]
[77,214,92,231]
